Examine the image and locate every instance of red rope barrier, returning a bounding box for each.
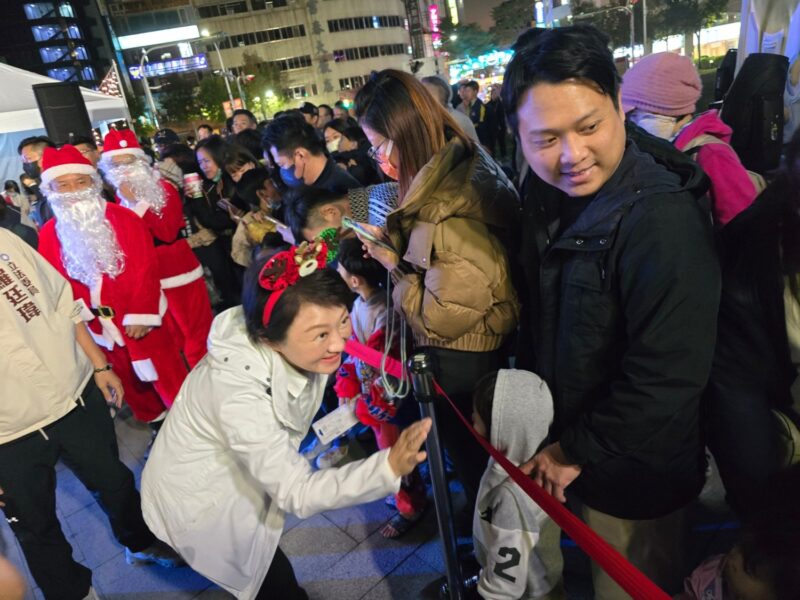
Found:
[344,338,671,600]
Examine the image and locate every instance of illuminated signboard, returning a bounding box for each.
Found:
[129,53,208,79]
[429,5,441,48]
[429,5,440,32]
[118,25,200,50]
[448,49,514,81]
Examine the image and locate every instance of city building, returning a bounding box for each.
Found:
[100,0,204,99]
[101,0,448,120]
[0,0,114,87]
[195,0,416,105]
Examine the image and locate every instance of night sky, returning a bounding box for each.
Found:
[462,0,506,28]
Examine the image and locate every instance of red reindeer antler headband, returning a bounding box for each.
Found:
[258,241,328,325]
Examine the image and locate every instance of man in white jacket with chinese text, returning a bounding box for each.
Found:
[0,229,181,600]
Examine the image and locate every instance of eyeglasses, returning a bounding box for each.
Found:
[367,139,392,162]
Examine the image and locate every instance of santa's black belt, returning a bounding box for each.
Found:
[91,306,115,318]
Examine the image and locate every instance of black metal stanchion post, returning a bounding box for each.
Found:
[409,352,465,600]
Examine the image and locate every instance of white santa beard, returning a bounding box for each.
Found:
[48,185,125,287]
[104,160,167,215]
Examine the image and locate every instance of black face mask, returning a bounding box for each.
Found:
[23,162,41,179]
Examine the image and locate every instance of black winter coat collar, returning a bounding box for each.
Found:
[554,139,707,243]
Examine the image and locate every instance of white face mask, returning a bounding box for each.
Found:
[326,137,341,154]
[629,110,678,140]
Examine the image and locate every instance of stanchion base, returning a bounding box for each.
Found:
[437,574,481,600]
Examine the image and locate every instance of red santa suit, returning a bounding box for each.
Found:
[103,129,212,368]
[37,145,188,422]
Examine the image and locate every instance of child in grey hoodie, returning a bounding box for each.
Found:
[471,369,564,600]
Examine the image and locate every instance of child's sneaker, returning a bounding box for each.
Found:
[316,444,349,469]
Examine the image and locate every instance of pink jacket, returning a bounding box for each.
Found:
[674,110,757,226]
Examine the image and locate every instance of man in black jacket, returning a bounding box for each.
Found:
[263,115,360,193]
[503,26,720,597]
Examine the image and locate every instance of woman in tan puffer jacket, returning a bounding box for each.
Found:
[353,69,520,518]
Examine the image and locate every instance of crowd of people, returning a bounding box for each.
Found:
[1,23,799,600]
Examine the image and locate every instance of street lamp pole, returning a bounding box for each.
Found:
[629,4,635,64]
[210,38,235,106]
[138,33,238,128]
[139,44,178,129]
[233,68,247,110]
[642,0,648,54]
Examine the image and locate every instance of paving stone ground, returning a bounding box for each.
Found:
[3,410,737,599]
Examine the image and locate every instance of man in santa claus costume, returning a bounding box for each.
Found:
[100,129,212,368]
[37,144,188,424]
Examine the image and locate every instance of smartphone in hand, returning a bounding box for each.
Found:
[341,217,395,252]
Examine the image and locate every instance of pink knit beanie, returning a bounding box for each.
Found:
[621,52,702,117]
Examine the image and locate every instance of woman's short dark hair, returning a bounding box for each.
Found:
[223,143,259,172]
[232,129,264,161]
[4,180,20,193]
[324,119,368,146]
[501,24,621,135]
[337,237,386,289]
[195,135,227,171]
[160,143,200,175]
[472,371,498,438]
[242,251,353,343]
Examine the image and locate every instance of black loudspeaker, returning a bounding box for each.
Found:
[32,82,93,145]
[721,53,789,174]
[714,48,737,102]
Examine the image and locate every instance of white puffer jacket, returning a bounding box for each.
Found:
[141,307,399,599]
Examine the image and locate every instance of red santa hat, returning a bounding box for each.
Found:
[102,128,145,159]
[40,145,97,186]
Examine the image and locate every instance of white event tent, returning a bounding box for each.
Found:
[0,62,128,187]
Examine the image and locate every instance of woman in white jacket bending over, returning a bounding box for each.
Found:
[141,238,431,600]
